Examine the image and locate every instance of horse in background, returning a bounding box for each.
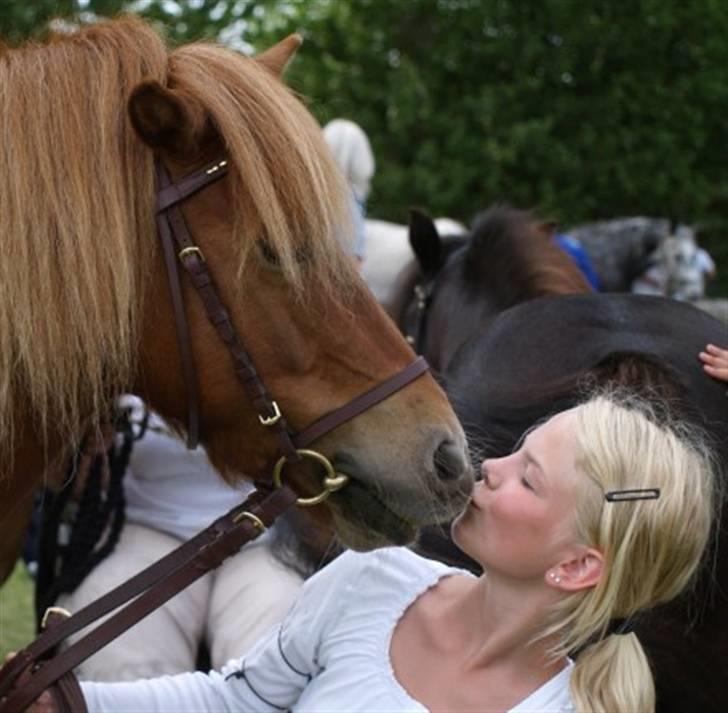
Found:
[0,17,472,584]
[362,216,466,318]
[400,206,590,374]
[440,295,728,713]
[633,224,717,301]
[565,216,670,291]
[361,202,727,711]
[379,208,727,713]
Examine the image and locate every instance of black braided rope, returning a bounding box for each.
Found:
[34,410,138,629]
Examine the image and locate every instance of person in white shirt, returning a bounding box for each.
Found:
[323,118,375,266]
[54,397,303,681]
[29,391,717,713]
[633,225,717,300]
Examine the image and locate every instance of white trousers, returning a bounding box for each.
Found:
[56,523,302,681]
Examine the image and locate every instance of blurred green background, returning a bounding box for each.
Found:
[1,0,726,293]
[0,565,35,659]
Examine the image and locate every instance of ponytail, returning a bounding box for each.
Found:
[571,634,653,713]
[537,392,718,713]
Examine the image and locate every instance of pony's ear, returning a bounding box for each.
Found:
[128,80,209,157]
[409,208,443,278]
[537,220,558,241]
[255,34,302,76]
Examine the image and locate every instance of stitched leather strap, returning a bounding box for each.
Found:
[0,486,297,713]
[156,160,299,460]
[156,163,202,448]
[156,159,229,212]
[294,357,429,448]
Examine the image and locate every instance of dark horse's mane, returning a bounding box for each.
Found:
[462,205,589,302]
[408,205,590,377]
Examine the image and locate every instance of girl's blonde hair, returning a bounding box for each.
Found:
[543,392,719,713]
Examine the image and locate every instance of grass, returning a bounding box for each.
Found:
[0,562,36,660]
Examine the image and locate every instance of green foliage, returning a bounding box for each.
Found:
[251,0,728,294]
[1,0,726,293]
[0,564,35,660]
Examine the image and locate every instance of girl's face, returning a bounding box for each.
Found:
[452,410,584,582]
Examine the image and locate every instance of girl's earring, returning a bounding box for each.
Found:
[549,572,562,584]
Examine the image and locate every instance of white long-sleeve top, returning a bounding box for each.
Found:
[120,398,258,543]
[81,548,575,712]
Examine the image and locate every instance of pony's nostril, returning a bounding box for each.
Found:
[434,439,467,481]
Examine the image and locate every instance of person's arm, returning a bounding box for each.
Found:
[698,249,717,280]
[79,549,367,712]
[700,344,728,383]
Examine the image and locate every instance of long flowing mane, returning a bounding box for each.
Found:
[0,16,352,460]
[464,205,589,302]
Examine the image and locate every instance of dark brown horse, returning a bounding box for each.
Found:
[392,209,728,713]
[401,206,591,374]
[0,18,473,585]
[441,295,728,713]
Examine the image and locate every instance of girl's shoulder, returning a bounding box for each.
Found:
[337,546,451,577]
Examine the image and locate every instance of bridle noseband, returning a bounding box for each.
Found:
[155,156,430,504]
[401,280,435,356]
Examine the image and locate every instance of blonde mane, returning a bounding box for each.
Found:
[0,16,352,463]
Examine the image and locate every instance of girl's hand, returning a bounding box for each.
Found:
[2,653,58,713]
[700,343,728,383]
[25,690,56,713]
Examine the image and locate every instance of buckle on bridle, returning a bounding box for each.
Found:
[273,448,349,507]
[40,606,71,631]
[178,246,205,262]
[258,400,282,427]
[232,510,266,532]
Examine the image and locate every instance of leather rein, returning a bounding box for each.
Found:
[0,156,429,713]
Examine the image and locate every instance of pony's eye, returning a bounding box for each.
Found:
[258,240,281,267]
[257,240,311,268]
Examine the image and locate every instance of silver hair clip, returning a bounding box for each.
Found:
[605,488,660,503]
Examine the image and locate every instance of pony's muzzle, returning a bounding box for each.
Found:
[433,438,470,482]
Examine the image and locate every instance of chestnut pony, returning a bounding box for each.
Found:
[0,18,473,584]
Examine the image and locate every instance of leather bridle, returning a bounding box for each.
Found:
[155,156,429,503]
[0,156,430,713]
[401,280,435,357]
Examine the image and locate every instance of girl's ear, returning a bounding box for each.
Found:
[546,547,603,592]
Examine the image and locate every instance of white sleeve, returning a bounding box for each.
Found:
[696,249,716,274]
[80,550,369,712]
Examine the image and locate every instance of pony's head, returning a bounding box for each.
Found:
[0,18,472,550]
[407,206,590,373]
